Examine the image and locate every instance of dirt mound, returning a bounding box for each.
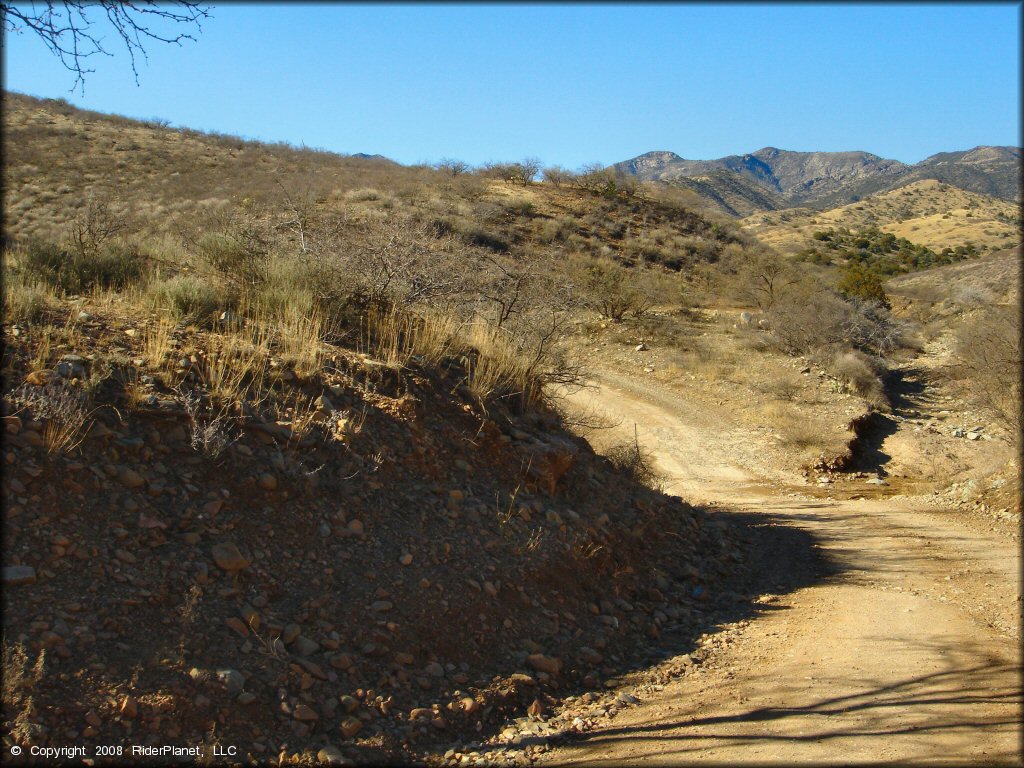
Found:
[1,309,740,764]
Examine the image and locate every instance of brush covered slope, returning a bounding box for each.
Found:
[741,179,1021,257]
[1,305,741,764]
[2,93,752,764]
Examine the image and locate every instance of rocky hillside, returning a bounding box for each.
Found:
[741,179,1021,256]
[1,91,756,766]
[614,145,1021,214]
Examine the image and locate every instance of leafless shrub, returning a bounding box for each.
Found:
[10,379,94,456]
[436,158,470,177]
[761,374,803,402]
[69,198,126,258]
[951,306,1020,431]
[767,279,903,358]
[831,350,888,406]
[605,427,663,490]
[179,388,235,459]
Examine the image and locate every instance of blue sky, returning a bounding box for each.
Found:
[3,3,1020,167]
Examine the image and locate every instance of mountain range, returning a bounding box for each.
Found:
[613,146,1021,217]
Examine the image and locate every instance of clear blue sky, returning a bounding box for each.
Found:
[3,3,1020,167]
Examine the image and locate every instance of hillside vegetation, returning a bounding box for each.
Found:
[741,179,1021,256]
[0,91,782,764]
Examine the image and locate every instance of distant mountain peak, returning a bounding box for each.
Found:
[613,144,1021,214]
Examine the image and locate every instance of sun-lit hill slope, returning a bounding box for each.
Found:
[740,179,1021,256]
[886,245,1021,308]
[2,91,749,271]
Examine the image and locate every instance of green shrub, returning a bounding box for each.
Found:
[837,263,889,307]
[149,274,225,324]
[195,232,269,289]
[21,239,144,294]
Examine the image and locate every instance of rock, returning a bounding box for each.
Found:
[317,745,350,765]
[329,653,353,670]
[461,697,480,714]
[527,699,544,718]
[3,416,21,435]
[409,708,432,720]
[291,635,320,657]
[119,696,139,719]
[527,654,562,676]
[211,543,249,571]
[339,694,360,714]
[115,549,137,564]
[399,553,413,566]
[25,370,55,386]
[258,473,278,491]
[314,394,337,419]
[237,692,257,705]
[339,716,363,738]
[347,520,364,535]
[524,436,580,495]
[56,357,86,379]
[739,311,753,325]
[635,343,647,352]
[865,477,887,485]
[118,468,145,489]
[3,565,37,586]
[424,662,444,678]
[370,601,393,612]
[217,668,246,696]
[293,704,319,722]
[579,647,603,665]
[225,617,249,637]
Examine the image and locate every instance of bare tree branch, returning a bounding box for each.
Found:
[2,1,210,93]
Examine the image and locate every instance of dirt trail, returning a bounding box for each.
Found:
[544,369,1021,765]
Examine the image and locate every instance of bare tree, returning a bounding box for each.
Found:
[436,158,470,177]
[2,1,210,92]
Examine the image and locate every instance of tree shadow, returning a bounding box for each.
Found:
[541,644,1022,765]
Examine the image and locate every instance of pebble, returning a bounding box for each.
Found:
[258,473,278,490]
[317,745,349,765]
[119,696,139,719]
[293,704,319,722]
[339,694,360,713]
[210,543,249,571]
[217,668,246,696]
[399,553,413,566]
[3,565,37,586]
[291,635,320,657]
[329,654,353,670]
[527,654,562,676]
[118,468,145,489]
[339,716,363,738]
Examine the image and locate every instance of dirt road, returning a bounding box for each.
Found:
[544,369,1021,765]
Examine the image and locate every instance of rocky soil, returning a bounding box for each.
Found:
[2,305,755,766]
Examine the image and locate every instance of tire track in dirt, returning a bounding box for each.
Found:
[544,370,1021,765]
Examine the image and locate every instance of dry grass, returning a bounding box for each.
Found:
[2,271,53,324]
[198,323,271,409]
[757,400,828,454]
[143,317,175,373]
